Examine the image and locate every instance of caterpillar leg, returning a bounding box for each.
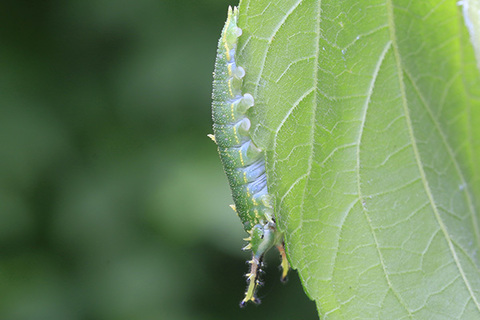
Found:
[276,242,289,282]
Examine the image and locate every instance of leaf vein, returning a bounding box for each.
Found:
[355,35,413,316]
[387,0,480,311]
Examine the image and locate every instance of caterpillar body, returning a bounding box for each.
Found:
[210,6,289,307]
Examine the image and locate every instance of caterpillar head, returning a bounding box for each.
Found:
[224,6,242,47]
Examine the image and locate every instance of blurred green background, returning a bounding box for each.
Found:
[0,0,316,319]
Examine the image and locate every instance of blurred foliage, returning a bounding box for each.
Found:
[0,0,316,319]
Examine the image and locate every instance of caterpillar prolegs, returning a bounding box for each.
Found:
[209,6,289,307]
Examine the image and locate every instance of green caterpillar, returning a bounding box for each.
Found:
[209,6,289,307]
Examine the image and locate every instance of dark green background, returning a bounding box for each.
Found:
[0,0,316,319]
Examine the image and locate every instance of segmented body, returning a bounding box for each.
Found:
[210,6,289,307]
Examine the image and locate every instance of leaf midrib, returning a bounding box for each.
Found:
[402,68,480,249]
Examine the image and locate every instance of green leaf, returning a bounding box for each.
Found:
[237,0,480,318]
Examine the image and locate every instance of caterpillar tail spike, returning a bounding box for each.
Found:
[277,242,290,283]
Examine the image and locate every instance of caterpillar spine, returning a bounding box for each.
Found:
[210,6,289,307]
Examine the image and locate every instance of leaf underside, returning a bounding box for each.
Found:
[237,0,480,318]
